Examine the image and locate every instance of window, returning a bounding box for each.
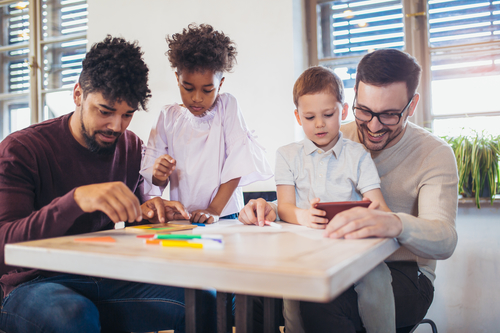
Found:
[1,2,30,140]
[309,0,500,137]
[429,0,500,137]
[0,0,87,141]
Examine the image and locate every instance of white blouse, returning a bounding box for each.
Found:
[140,93,273,217]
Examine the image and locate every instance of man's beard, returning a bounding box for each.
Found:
[80,120,121,155]
[357,122,402,152]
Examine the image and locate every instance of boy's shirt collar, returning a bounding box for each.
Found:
[303,132,344,158]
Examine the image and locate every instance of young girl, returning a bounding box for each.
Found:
[140,24,273,223]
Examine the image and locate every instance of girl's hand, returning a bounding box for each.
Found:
[152,154,176,186]
[297,198,329,229]
[190,208,220,224]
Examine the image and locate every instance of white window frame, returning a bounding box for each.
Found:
[0,0,87,137]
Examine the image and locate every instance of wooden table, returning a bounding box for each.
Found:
[4,220,399,333]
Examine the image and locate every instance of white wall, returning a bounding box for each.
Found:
[417,204,500,333]
[87,0,308,192]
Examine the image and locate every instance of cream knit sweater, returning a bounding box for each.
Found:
[341,121,458,283]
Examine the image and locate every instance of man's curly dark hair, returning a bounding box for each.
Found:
[79,35,151,111]
[166,23,237,75]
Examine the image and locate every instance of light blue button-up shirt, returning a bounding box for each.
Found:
[275,132,380,210]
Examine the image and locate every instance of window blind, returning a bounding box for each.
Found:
[318,0,404,59]
[7,3,29,93]
[42,0,88,89]
[429,0,500,81]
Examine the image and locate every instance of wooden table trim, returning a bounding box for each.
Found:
[4,229,399,302]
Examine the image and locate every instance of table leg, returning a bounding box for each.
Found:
[235,295,282,333]
[185,288,207,333]
[217,292,233,333]
[263,297,282,333]
[235,294,253,333]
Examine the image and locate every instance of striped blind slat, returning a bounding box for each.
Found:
[319,0,404,59]
[429,0,500,81]
[41,0,88,89]
[429,0,500,47]
[7,3,30,93]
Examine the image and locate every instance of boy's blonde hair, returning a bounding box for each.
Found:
[293,66,345,108]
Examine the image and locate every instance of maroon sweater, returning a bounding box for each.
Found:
[0,113,147,296]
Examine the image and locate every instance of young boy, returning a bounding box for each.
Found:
[276,66,395,333]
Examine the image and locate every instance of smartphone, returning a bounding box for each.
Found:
[315,201,371,220]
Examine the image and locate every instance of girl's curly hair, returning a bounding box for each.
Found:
[79,36,152,111]
[166,24,237,75]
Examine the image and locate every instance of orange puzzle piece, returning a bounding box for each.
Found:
[74,236,116,243]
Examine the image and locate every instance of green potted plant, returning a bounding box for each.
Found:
[443,132,500,208]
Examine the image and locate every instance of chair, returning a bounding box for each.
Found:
[243,191,277,204]
[397,318,438,333]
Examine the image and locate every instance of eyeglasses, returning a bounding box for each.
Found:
[352,95,415,126]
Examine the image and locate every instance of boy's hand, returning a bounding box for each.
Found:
[141,197,190,223]
[298,198,329,229]
[190,208,220,224]
[363,196,381,210]
[152,154,176,186]
[238,198,276,226]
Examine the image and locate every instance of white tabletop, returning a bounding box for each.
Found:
[4,220,399,302]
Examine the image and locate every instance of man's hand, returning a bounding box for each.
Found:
[297,198,329,229]
[152,154,176,186]
[74,182,142,223]
[238,198,276,226]
[323,208,403,239]
[141,197,190,224]
[190,208,219,224]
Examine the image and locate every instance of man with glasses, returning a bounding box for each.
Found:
[239,49,458,332]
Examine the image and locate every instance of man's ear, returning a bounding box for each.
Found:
[341,103,349,121]
[408,93,420,117]
[73,83,83,107]
[294,109,302,126]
